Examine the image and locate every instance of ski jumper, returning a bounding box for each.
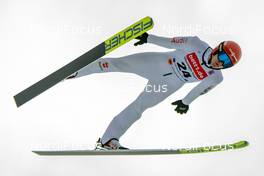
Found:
[75,34,224,144]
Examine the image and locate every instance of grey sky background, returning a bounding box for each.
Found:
[1,0,263,176]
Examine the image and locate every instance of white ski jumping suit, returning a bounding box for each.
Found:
[75,34,223,144]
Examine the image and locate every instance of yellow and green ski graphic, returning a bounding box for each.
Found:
[105,16,153,54]
[177,140,249,154]
[14,17,154,107]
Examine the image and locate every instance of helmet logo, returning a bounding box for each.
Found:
[229,48,238,62]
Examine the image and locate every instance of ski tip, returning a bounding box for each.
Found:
[232,140,249,149]
[147,16,154,27]
[140,16,154,29]
[145,16,153,22]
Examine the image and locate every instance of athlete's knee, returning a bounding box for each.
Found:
[132,99,151,119]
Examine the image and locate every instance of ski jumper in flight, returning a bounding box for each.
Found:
[66,32,242,150]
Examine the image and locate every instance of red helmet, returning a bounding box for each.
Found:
[211,41,242,69]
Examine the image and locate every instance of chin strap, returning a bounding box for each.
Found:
[201,47,212,67]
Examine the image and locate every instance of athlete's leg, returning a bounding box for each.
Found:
[101,76,184,144]
[73,52,170,80]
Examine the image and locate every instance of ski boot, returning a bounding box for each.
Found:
[95,138,129,150]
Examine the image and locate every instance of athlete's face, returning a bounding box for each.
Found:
[209,53,224,69]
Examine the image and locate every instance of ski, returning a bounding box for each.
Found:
[32,140,248,156]
[14,16,154,107]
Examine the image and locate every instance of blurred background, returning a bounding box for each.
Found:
[1,0,263,175]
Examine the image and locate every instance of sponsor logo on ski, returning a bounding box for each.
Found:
[105,17,153,53]
[181,144,235,153]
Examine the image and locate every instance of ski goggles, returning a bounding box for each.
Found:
[218,51,233,68]
[213,42,233,68]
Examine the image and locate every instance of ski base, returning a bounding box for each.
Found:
[32,140,249,156]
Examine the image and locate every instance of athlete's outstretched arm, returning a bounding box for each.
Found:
[182,71,224,105]
[147,34,199,49]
